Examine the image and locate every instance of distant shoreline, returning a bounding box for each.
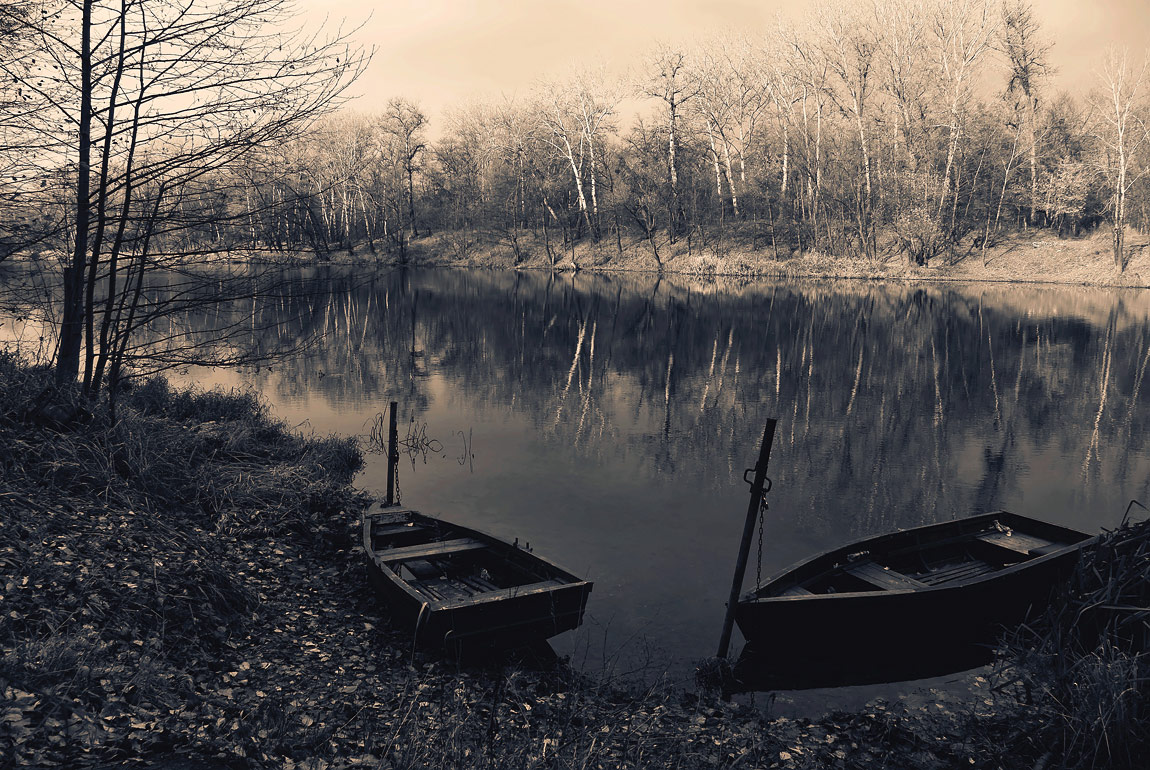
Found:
[8,227,1150,292]
[192,227,1150,290]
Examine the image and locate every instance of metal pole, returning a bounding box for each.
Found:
[385,401,398,505]
[717,417,777,660]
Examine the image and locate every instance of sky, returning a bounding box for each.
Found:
[303,0,1150,124]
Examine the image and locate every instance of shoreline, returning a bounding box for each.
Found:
[281,226,1150,291]
[0,359,1024,768]
[8,227,1150,291]
[1,313,1145,767]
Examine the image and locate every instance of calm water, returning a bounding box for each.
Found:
[165,267,1150,676]
[9,263,1150,700]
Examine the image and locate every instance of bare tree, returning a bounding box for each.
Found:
[641,44,700,242]
[383,98,427,238]
[781,20,832,251]
[1,0,367,394]
[815,0,881,257]
[572,67,620,241]
[763,32,800,200]
[931,0,999,225]
[338,114,380,252]
[694,34,769,219]
[537,79,595,244]
[1000,0,1052,225]
[876,0,933,172]
[1095,47,1148,270]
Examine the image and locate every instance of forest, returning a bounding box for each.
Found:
[5,0,1145,277]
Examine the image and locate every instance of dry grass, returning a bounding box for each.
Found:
[0,355,362,534]
[384,224,1150,289]
[1000,515,1150,770]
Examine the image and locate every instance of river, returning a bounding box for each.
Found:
[7,262,1150,708]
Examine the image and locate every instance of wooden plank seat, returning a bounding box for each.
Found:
[414,577,478,602]
[977,531,1054,556]
[457,574,501,593]
[1028,542,1068,557]
[916,560,999,585]
[451,578,569,605]
[401,559,441,580]
[369,507,421,525]
[413,578,569,607]
[413,572,539,604]
[845,561,929,590]
[372,522,427,539]
[379,538,486,562]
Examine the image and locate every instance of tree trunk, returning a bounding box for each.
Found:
[1115,149,1127,269]
[854,104,872,258]
[587,135,600,240]
[722,139,739,218]
[407,163,417,238]
[706,119,723,209]
[668,102,679,242]
[1028,100,1038,225]
[83,0,129,394]
[780,122,789,197]
[939,100,961,217]
[56,0,93,388]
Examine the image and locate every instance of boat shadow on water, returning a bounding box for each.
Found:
[728,511,1096,693]
[728,639,997,693]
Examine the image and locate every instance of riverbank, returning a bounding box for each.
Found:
[313,226,1150,290]
[9,225,1150,291]
[1,353,1145,768]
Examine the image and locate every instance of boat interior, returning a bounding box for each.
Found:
[771,523,1086,598]
[368,511,569,605]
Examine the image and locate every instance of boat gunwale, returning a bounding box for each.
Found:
[739,511,1095,605]
[362,505,591,611]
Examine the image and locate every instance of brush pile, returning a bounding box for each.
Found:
[1002,516,1150,769]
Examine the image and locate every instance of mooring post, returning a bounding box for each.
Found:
[385,401,398,506]
[717,417,778,661]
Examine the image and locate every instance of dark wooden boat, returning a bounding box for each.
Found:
[362,501,593,651]
[732,511,1095,690]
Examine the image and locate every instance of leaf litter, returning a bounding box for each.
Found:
[0,357,1092,768]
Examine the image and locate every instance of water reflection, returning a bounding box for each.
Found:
[8,263,1150,684]
[224,268,1150,526]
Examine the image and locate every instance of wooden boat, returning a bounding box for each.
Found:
[731,511,1095,690]
[362,501,593,652]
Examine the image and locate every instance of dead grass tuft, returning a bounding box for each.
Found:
[1000,515,1150,769]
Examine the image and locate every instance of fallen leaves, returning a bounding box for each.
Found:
[0,430,1049,770]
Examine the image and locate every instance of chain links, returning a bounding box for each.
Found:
[392,444,402,505]
[755,495,767,588]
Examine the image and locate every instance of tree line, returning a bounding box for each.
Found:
[31,0,1134,275]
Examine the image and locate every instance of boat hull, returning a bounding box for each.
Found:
[732,511,1093,690]
[363,505,592,652]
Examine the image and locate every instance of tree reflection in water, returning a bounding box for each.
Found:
[157,266,1150,678]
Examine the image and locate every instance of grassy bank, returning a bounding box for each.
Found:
[305,226,1150,290]
[998,516,1150,770]
[2,352,1147,768]
[14,225,1150,290]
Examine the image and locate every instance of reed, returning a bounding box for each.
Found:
[0,355,362,533]
[1000,516,1150,769]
